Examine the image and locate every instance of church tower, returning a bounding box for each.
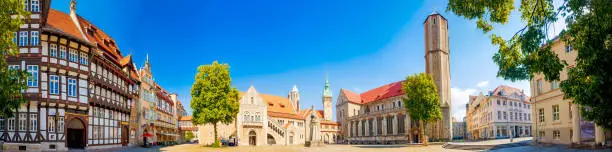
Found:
[424,11,452,140]
[289,85,300,112]
[322,77,333,121]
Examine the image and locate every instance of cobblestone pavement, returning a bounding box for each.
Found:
[150,144,470,152]
[487,144,612,152]
[450,137,533,145]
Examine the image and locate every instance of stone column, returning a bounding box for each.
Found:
[571,103,581,144]
[373,118,377,136]
[493,125,497,139]
[382,117,387,136]
[393,114,398,135]
[595,124,605,146]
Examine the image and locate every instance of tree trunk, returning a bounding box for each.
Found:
[420,120,428,146]
[214,122,219,146]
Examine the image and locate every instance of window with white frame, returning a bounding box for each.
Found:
[59,46,67,59]
[19,113,26,131]
[0,117,4,131]
[31,0,39,12]
[553,130,560,140]
[8,118,15,131]
[19,31,28,46]
[30,31,39,46]
[48,115,55,132]
[50,44,58,57]
[58,117,64,133]
[69,49,78,62]
[80,52,88,65]
[68,78,77,97]
[539,108,545,122]
[8,65,19,70]
[49,75,59,94]
[553,105,560,121]
[30,114,37,131]
[551,80,559,90]
[23,0,28,10]
[27,65,38,87]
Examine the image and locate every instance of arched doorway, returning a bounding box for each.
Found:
[267,134,276,145]
[66,118,85,149]
[248,130,256,146]
[324,134,329,144]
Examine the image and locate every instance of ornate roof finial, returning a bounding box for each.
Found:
[292,85,298,92]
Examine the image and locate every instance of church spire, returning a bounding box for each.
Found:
[323,75,332,97]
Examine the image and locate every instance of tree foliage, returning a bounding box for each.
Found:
[402,72,442,145]
[0,0,30,118]
[185,131,195,142]
[448,0,612,129]
[190,61,240,146]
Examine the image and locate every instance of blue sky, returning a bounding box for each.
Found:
[51,0,565,121]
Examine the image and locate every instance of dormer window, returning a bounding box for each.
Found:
[280,104,285,108]
[268,103,273,106]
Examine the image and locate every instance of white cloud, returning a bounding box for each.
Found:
[476,81,489,88]
[451,87,478,121]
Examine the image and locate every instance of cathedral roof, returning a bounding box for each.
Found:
[341,80,405,105]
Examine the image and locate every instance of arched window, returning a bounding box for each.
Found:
[251,97,254,104]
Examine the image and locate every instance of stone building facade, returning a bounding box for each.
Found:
[466,85,532,140]
[197,79,340,146]
[530,36,610,145]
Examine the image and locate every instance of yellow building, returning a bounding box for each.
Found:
[530,36,610,145]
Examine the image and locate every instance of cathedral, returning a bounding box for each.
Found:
[197,78,340,146]
[335,12,452,144]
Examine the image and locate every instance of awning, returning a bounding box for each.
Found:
[143,132,154,137]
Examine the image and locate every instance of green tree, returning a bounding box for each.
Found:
[185,131,195,142]
[447,0,612,129]
[190,61,240,147]
[402,73,442,146]
[0,0,30,118]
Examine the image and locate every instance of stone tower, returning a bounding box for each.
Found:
[289,85,300,112]
[424,11,452,140]
[322,77,333,121]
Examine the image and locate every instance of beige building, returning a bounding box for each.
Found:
[452,118,466,140]
[197,79,340,146]
[466,85,532,140]
[530,36,610,145]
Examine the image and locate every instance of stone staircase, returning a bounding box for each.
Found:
[267,117,286,145]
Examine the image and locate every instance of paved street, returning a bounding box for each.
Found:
[85,144,469,152]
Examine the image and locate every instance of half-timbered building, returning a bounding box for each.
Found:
[2,0,136,151]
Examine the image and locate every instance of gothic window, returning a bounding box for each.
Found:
[386,116,393,134]
[361,120,365,137]
[377,117,383,134]
[368,119,373,136]
[397,114,405,134]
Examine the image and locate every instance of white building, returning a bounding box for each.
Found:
[467,85,532,140]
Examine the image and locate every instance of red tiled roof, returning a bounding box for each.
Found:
[179,116,192,121]
[316,110,324,119]
[75,14,124,64]
[492,85,526,99]
[297,109,312,119]
[120,54,132,66]
[268,111,302,120]
[342,80,405,105]
[46,9,87,42]
[341,89,361,104]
